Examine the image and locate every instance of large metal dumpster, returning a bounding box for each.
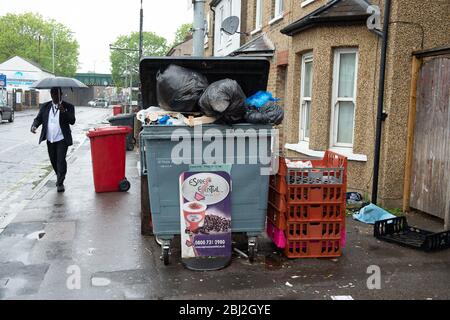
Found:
[139,57,274,264]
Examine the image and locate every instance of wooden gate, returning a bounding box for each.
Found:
[409,57,450,219]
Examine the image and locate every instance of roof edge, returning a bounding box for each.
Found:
[280,0,371,37]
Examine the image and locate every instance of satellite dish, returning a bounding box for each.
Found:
[221,16,240,35]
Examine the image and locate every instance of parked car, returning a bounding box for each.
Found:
[88,99,109,108]
[96,98,109,108]
[0,96,14,123]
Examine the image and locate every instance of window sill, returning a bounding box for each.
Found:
[329,147,368,162]
[285,143,368,162]
[285,142,324,158]
[301,0,316,8]
[269,15,283,25]
[250,28,262,36]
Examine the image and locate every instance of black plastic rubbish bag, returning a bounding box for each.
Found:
[156,64,209,112]
[198,79,246,124]
[245,101,284,125]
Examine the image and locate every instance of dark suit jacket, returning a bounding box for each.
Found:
[32,101,76,146]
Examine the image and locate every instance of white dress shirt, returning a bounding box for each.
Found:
[47,103,64,143]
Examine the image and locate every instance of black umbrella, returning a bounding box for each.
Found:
[32,77,88,89]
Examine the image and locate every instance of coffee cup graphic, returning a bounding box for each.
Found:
[183,201,207,231]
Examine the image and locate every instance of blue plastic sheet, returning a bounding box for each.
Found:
[353,204,396,225]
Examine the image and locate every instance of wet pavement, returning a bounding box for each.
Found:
[0,107,111,233]
[0,108,449,300]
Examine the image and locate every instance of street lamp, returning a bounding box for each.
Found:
[109,45,139,112]
[52,27,55,74]
[109,45,139,53]
[139,0,144,60]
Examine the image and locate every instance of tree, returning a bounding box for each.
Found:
[110,31,168,88]
[0,13,79,77]
[173,23,193,46]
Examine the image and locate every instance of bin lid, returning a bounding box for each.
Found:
[86,126,132,138]
[139,57,270,108]
[107,113,136,122]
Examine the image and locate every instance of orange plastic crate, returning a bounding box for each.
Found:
[286,203,344,221]
[285,239,342,258]
[287,185,345,204]
[269,174,288,194]
[267,203,287,230]
[268,186,287,212]
[277,151,348,184]
[286,221,342,240]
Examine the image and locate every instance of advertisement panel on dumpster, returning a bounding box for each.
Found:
[0,74,6,87]
[179,171,232,259]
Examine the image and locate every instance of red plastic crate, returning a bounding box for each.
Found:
[268,186,287,212]
[286,221,342,240]
[270,174,288,194]
[286,203,344,221]
[287,185,345,204]
[277,151,348,184]
[285,239,342,258]
[267,203,287,230]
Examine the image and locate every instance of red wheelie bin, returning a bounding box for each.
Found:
[86,126,132,193]
[113,105,122,116]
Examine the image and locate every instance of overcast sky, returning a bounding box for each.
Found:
[0,0,193,74]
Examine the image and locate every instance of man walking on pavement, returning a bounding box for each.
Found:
[31,87,76,193]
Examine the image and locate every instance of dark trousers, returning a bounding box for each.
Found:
[47,140,69,186]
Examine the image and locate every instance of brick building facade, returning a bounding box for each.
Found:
[206,0,450,211]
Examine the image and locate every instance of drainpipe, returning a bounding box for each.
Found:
[210,4,217,56]
[139,0,143,60]
[138,0,144,110]
[193,0,206,56]
[372,0,391,205]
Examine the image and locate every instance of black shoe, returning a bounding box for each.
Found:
[57,184,65,193]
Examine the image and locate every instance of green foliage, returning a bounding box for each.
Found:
[110,31,168,88]
[173,23,193,46]
[386,208,404,216]
[0,12,79,77]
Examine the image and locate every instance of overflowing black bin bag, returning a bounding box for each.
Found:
[156,64,209,112]
[245,101,284,125]
[198,79,246,124]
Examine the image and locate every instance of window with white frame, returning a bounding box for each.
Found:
[301,0,316,8]
[226,0,233,44]
[331,48,358,148]
[274,0,283,19]
[205,13,210,45]
[300,53,313,142]
[255,0,263,30]
[219,6,225,46]
[214,0,241,56]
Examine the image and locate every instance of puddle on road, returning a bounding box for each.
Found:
[264,253,284,271]
[91,277,111,287]
[26,230,46,240]
[31,165,53,189]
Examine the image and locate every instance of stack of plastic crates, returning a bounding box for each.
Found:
[266,151,348,258]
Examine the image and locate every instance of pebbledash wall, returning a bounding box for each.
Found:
[207,0,450,208]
